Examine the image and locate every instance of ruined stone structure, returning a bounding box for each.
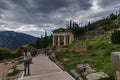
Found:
[52,28,74,46]
[111,52,120,80]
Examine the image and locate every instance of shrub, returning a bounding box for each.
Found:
[90,53,97,57]
[14,45,37,58]
[104,49,111,56]
[0,46,37,60]
[0,48,12,60]
[111,30,120,44]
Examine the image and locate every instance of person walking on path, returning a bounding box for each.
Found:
[22,49,32,76]
[44,48,48,56]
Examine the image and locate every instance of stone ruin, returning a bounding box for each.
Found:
[70,64,109,80]
[111,52,120,80]
[55,43,87,53]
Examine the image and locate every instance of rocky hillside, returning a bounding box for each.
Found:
[0,31,36,50]
[51,36,118,80]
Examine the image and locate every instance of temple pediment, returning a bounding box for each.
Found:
[52,28,72,33]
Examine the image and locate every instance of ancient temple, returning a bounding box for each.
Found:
[52,28,74,46]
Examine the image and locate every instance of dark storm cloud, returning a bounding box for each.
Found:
[98,0,119,8]
[0,0,93,25]
[0,0,120,36]
[75,0,92,10]
[10,0,70,14]
[34,0,70,13]
[11,0,28,7]
[0,1,10,10]
[10,0,92,14]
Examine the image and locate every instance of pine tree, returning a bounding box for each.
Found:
[87,22,91,30]
[44,31,48,48]
[70,20,72,29]
[110,13,117,20]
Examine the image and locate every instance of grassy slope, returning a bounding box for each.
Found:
[53,37,120,80]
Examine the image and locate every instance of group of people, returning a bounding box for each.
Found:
[41,48,49,56]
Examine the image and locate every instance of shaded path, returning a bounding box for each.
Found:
[19,54,74,80]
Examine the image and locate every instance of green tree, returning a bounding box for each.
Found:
[29,32,52,49]
[111,30,120,44]
[110,13,117,20]
[0,48,12,60]
[66,20,86,38]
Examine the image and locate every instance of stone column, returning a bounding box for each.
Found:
[57,36,60,46]
[52,36,55,46]
[64,36,66,45]
[69,36,72,44]
[69,34,74,44]
[111,52,120,80]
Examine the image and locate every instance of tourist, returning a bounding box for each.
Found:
[44,47,48,56]
[41,48,44,55]
[23,49,32,76]
[33,50,37,57]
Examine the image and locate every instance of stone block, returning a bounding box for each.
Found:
[76,64,90,73]
[115,70,120,80]
[111,52,120,70]
[82,68,95,76]
[16,65,24,71]
[63,58,70,62]
[86,72,109,80]
[76,64,86,73]
[70,69,80,79]
[8,69,14,76]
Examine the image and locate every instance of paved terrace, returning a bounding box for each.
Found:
[19,54,74,80]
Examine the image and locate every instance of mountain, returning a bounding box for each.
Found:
[0,31,37,50]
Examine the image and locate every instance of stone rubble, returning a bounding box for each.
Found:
[70,64,109,80]
[86,72,109,80]
[8,69,14,74]
[63,58,70,62]
[70,69,83,80]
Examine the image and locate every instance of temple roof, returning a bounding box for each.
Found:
[52,28,72,33]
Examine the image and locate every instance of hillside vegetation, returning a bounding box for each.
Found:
[0,46,37,60]
[53,36,120,80]
[51,12,120,80]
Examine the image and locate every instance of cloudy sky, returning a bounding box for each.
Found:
[0,0,120,37]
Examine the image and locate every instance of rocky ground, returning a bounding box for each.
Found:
[0,57,23,80]
[0,60,18,79]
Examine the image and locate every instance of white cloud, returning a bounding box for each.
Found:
[91,0,103,12]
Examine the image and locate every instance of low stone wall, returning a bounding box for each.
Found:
[55,45,87,53]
